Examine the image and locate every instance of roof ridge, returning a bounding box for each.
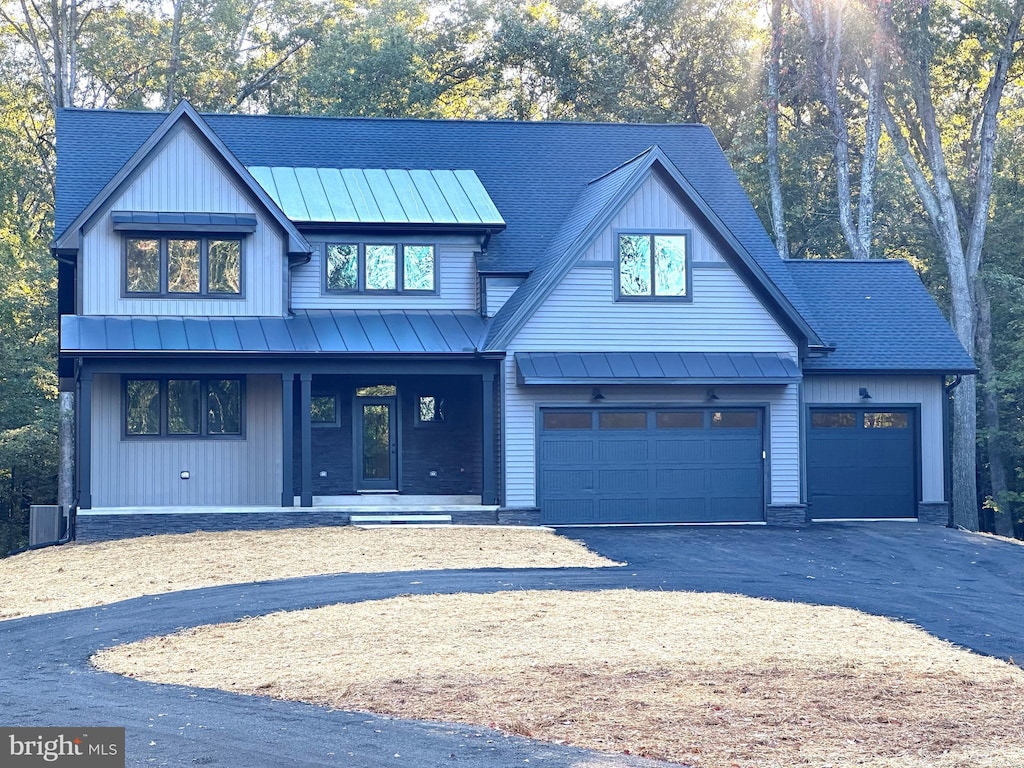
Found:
[60,106,714,129]
[787,257,910,266]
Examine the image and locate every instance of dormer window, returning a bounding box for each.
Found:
[124,236,242,297]
[616,232,690,300]
[325,243,435,293]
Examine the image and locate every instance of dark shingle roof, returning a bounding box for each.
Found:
[55,107,810,321]
[786,259,975,373]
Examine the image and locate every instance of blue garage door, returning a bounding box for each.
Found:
[538,408,764,525]
[807,408,917,519]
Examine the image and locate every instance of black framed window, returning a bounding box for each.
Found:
[416,395,445,425]
[325,243,436,294]
[311,395,339,426]
[124,376,243,438]
[124,235,242,296]
[616,232,689,300]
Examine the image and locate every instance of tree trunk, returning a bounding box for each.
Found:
[766,0,788,258]
[166,0,185,108]
[58,390,74,515]
[975,282,1013,535]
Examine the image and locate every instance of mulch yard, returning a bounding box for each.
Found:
[0,526,615,619]
[93,589,1024,768]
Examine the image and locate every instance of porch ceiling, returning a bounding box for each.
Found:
[62,310,489,355]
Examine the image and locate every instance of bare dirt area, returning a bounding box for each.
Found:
[0,527,614,619]
[94,589,1024,768]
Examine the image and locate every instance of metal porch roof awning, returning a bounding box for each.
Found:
[246,167,506,228]
[61,311,488,355]
[515,351,801,385]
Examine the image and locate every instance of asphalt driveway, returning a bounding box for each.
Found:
[1,522,1022,767]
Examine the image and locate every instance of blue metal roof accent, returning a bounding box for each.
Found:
[110,211,257,231]
[516,352,801,384]
[785,259,976,373]
[243,166,505,227]
[61,311,489,355]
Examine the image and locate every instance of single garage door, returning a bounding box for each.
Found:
[807,408,917,519]
[537,408,764,525]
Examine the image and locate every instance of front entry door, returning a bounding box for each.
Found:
[358,397,397,490]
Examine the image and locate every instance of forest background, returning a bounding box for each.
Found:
[1,0,1022,551]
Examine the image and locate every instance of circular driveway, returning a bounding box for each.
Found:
[1,522,1022,767]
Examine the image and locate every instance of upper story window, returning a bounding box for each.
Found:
[125,236,242,297]
[325,243,435,294]
[616,232,689,300]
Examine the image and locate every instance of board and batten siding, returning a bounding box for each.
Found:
[501,170,801,509]
[80,124,286,316]
[581,174,724,263]
[292,240,479,310]
[90,374,282,507]
[804,375,946,502]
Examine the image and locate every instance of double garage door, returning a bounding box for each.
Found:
[537,407,764,525]
[807,407,917,519]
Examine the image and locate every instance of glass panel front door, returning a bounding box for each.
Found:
[359,399,396,488]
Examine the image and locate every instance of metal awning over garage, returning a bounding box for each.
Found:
[61,310,487,355]
[516,351,800,385]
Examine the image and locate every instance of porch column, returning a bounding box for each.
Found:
[481,371,497,506]
[281,373,294,507]
[300,372,313,507]
[78,369,93,510]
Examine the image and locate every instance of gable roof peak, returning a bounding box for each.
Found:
[52,99,311,255]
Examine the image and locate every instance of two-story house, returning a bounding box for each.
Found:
[53,102,974,541]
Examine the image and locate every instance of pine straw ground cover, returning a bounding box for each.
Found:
[95,590,1024,768]
[0,527,615,619]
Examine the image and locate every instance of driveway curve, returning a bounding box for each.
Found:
[1,522,1022,767]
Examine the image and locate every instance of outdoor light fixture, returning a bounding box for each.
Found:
[180,471,190,480]
[859,387,872,400]
[591,387,605,401]
[706,389,720,402]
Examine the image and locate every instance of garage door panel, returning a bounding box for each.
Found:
[541,468,594,494]
[808,407,916,520]
[598,469,649,492]
[539,407,764,525]
[654,439,707,462]
[709,497,763,521]
[655,468,705,491]
[544,498,596,524]
[597,440,648,462]
[710,437,761,462]
[709,468,761,494]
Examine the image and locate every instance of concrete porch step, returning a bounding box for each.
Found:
[349,514,453,525]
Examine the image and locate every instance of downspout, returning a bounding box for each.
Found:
[944,375,962,519]
[287,251,312,316]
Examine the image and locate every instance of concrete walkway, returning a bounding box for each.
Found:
[1,522,1022,767]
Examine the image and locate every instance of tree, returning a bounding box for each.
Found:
[878,0,1024,530]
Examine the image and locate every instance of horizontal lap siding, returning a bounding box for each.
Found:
[91,374,282,507]
[805,375,945,502]
[484,277,524,317]
[292,242,478,310]
[81,126,284,316]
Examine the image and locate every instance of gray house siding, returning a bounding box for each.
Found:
[483,276,525,318]
[502,172,800,509]
[79,124,286,317]
[291,239,480,310]
[804,375,945,503]
[89,373,282,507]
